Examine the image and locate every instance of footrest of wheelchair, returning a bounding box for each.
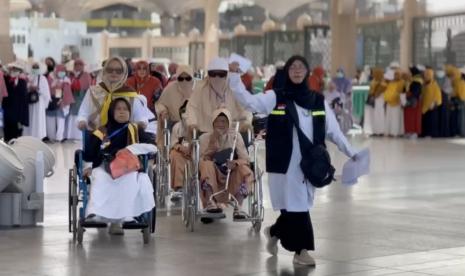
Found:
[199,212,226,219]
[80,221,108,228]
[233,217,259,223]
[122,221,149,229]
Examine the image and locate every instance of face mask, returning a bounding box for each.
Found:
[209,78,226,93]
[57,71,66,79]
[436,70,445,78]
[10,71,20,78]
[178,80,193,92]
[32,69,40,75]
[336,72,344,78]
[47,65,54,72]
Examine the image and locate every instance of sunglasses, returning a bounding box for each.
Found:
[177,76,192,82]
[208,71,227,78]
[105,67,123,74]
[32,66,40,69]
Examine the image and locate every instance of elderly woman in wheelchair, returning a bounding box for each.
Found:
[198,108,254,221]
[82,97,155,235]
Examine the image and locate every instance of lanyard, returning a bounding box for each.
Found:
[101,124,128,149]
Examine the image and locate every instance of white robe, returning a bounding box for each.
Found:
[229,73,356,212]
[385,104,404,136]
[372,95,386,135]
[23,75,51,139]
[87,167,155,219]
[363,105,374,135]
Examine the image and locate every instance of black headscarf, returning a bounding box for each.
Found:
[105,98,132,155]
[274,55,316,110]
[410,66,421,76]
[45,57,56,77]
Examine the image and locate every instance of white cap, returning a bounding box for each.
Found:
[207,57,228,71]
[384,69,395,81]
[389,61,400,69]
[417,64,426,71]
[7,60,27,72]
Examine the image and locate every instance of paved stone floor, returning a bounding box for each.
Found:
[1,136,465,276]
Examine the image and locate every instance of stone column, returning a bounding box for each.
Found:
[0,0,15,63]
[203,0,220,68]
[330,0,357,77]
[400,0,420,69]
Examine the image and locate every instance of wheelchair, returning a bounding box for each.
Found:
[181,124,265,233]
[68,138,157,245]
[154,118,172,207]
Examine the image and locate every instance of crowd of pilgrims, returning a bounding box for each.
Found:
[9,54,461,265]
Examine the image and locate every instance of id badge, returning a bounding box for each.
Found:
[55,88,63,99]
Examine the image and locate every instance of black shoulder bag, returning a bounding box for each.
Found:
[28,76,40,104]
[287,102,335,188]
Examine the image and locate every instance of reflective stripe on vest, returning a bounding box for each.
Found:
[271,110,286,115]
[311,110,325,116]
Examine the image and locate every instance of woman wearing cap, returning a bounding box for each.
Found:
[2,62,29,141]
[229,55,357,266]
[45,64,74,142]
[364,68,386,136]
[198,108,253,219]
[384,69,405,137]
[66,59,92,140]
[186,57,252,134]
[126,60,163,113]
[421,68,442,137]
[77,56,148,132]
[23,62,51,140]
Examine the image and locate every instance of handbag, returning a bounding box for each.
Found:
[27,76,40,104]
[105,148,141,179]
[287,102,335,188]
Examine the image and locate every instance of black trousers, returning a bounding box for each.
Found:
[270,210,315,253]
[421,109,439,138]
[3,121,23,142]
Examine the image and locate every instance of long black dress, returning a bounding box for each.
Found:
[2,76,29,142]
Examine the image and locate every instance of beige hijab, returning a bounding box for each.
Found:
[156,64,194,122]
[101,56,129,92]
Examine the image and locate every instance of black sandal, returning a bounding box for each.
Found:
[233,210,248,220]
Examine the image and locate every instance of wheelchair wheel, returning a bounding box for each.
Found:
[69,167,79,242]
[143,212,152,244]
[68,168,73,233]
[77,224,84,245]
[151,167,157,234]
[181,167,189,227]
[188,206,195,232]
[156,161,167,207]
[187,177,197,232]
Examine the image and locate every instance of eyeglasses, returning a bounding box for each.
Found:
[137,67,147,71]
[208,71,227,78]
[105,67,123,74]
[32,66,40,69]
[177,76,192,82]
[289,65,306,72]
